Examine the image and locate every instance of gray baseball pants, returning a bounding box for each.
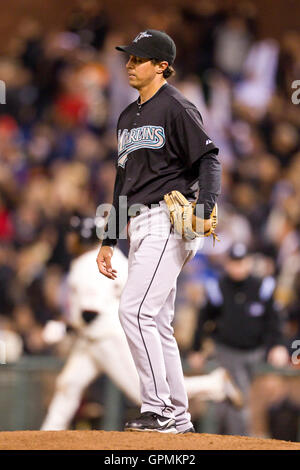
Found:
[118,201,201,433]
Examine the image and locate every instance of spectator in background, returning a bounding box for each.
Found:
[214,15,254,82]
[188,243,289,436]
[234,38,279,116]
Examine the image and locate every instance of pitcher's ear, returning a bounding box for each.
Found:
[156,61,168,74]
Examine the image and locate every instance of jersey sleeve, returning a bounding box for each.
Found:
[173,107,219,167]
[101,167,123,247]
[102,115,126,247]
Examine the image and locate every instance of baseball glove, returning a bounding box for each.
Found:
[164,190,219,245]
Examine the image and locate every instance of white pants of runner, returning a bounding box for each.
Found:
[41,333,227,431]
[118,201,202,433]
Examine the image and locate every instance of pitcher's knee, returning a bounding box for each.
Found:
[119,300,153,332]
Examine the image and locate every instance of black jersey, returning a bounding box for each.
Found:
[102,82,220,246]
[116,83,218,206]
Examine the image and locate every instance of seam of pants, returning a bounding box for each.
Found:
[137,226,172,417]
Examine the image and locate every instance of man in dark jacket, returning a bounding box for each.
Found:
[190,243,289,435]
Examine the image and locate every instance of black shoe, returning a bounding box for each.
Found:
[124,412,177,433]
[178,426,195,434]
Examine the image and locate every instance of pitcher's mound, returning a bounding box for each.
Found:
[0,431,299,450]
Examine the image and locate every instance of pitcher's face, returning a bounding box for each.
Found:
[126,55,163,89]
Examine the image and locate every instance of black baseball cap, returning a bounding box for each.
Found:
[116,29,176,65]
[228,243,249,260]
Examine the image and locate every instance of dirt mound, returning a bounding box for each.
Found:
[0,430,299,450]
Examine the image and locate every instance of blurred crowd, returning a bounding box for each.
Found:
[0,0,299,377]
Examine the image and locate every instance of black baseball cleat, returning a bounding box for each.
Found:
[178,426,195,434]
[124,412,177,433]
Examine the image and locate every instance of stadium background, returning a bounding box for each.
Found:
[0,0,300,441]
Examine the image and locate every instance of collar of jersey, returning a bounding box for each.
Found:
[137,82,168,107]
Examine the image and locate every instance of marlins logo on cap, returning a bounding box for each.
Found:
[133,31,153,43]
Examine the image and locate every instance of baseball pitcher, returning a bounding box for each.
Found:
[96,29,222,433]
